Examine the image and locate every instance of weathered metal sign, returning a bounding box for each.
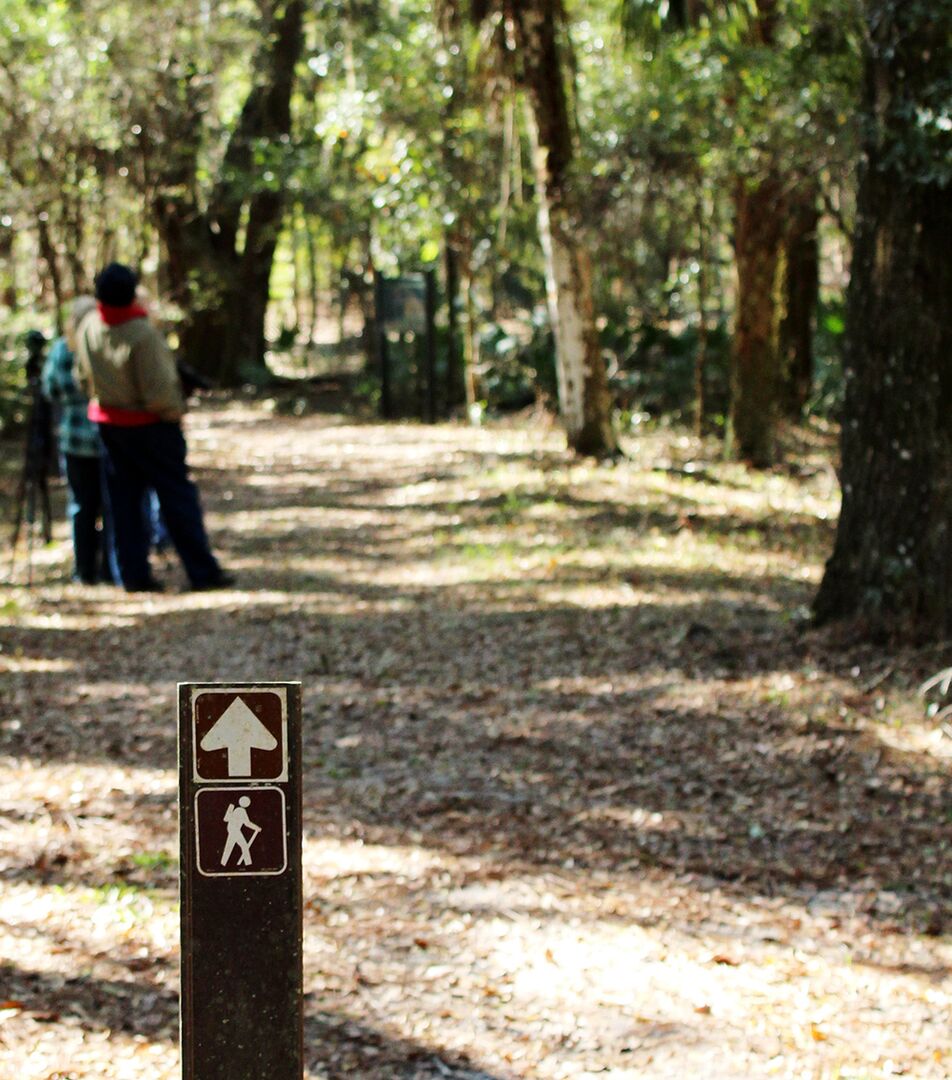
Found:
[179,682,302,1080]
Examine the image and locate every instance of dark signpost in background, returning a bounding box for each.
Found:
[179,682,303,1080]
[375,269,441,421]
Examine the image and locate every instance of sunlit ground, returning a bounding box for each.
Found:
[0,400,949,1078]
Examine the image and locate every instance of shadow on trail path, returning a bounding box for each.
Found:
[0,959,502,1079]
[2,406,950,1077]
[2,409,948,942]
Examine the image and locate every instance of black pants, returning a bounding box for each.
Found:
[62,453,111,584]
[98,422,221,589]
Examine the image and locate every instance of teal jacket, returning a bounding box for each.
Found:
[41,337,101,458]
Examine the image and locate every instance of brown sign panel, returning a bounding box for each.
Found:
[195,787,287,877]
[192,687,287,782]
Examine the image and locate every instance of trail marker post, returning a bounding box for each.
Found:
[179,682,303,1080]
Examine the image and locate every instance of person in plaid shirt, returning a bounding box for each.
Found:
[42,297,115,584]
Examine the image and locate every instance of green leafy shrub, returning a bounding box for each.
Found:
[607,319,731,420]
[809,299,847,417]
[0,330,32,437]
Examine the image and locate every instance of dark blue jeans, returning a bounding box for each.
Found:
[98,422,222,589]
[62,453,111,584]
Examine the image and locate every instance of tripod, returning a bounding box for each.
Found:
[8,332,54,586]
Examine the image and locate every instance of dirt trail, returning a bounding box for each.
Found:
[1,399,949,1079]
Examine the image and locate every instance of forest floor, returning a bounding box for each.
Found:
[0,393,950,1080]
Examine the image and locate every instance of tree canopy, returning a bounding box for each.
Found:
[1,0,949,632]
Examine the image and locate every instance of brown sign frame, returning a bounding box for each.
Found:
[191,686,289,783]
[194,785,288,877]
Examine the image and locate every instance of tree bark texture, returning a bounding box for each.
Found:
[153,1,304,384]
[724,0,788,465]
[727,175,785,467]
[506,0,617,456]
[443,240,468,409]
[694,181,710,437]
[779,182,820,416]
[814,0,952,636]
[36,213,64,335]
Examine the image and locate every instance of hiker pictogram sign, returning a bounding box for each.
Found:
[191,687,288,782]
[195,786,288,877]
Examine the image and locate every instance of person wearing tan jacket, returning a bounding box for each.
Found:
[76,262,232,592]
[77,306,185,421]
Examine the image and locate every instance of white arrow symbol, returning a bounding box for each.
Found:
[200,697,278,777]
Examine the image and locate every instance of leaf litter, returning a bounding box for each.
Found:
[0,398,949,1079]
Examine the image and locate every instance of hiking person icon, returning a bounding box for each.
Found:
[221,796,262,867]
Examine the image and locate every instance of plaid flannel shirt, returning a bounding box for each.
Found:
[41,337,102,458]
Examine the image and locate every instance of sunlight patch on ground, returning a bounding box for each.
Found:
[0,655,77,673]
[0,879,178,975]
[876,723,952,762]
[0,759,174,812]
[304,837,444,880]
[1,405,947,1079]
[0,606,139,631]
[303,851,951,1079]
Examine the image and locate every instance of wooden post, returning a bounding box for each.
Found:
[424,268,438,422]
[179,682,303,1080]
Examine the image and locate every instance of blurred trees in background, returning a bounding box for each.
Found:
[0,0,861,422]
[0,1,949,625]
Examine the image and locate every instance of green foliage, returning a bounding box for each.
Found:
[809,299,846,416]
[0,0,888,424]
[610,319,731,418]
[0,328,40,436]
[479,314,557,411]
[861,0,952,188]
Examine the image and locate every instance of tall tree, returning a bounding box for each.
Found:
[460,0,618,455]
[619,0,844,458]
[814,0,952,635]
[150,0,306,384]
[779,178,820,416]
[725,0,785,467]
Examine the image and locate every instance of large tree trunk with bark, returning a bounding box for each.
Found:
[507,1,617,456]
[725,0,786,466]
[727,175,785,467]
[814,0,952,636]
[153,0,304,385]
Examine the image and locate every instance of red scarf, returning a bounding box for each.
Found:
[98,301,149,325]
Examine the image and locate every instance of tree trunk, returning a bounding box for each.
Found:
[814,0,952,636]
[779,182,820,416]
[444,239,467,409]
[291,207,305,334]
[462,261,480,413]
[727,176,785,467]
[153,0,305,385]
[155,202,239,382]
[507,0,617,456]
[36,213,64,334]
[305,210,319,344]
[725,0,785,466]
[694,180,710,438]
